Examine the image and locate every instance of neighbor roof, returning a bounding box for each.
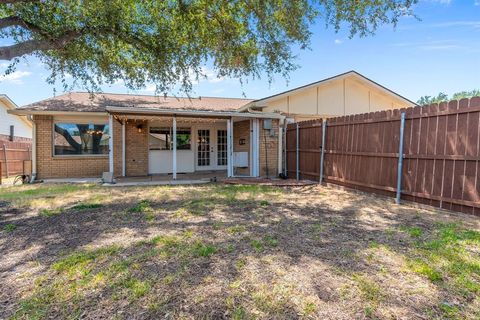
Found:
[241,70,417,110]
[16,92,253,113]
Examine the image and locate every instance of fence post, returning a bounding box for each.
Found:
[319,119,327,184]
[396,112,406,204]
[3,144,8,178]
[296,122,299,180]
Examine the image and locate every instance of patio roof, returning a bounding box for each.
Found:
[106,106,285,119]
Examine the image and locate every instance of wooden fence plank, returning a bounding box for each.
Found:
[287,97,480,216]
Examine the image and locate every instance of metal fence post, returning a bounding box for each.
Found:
[396,112,406,204]
[319,120,327,184]
[296,123,299,180]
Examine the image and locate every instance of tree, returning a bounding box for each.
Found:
[0,0,417,93]
[417,92,449,106]
[452,89,480,101]
[417,90,480,106]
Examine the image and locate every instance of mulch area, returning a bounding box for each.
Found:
[223,178,317,186]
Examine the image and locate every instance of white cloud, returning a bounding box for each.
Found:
[334,39,343,45]
[476,0,480,6]
[0,70,32,84]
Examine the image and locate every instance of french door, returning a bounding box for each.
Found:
[196,127,228,171]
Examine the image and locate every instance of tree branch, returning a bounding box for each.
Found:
[0,16,45,35]
[0,30,80,60]
[0,0,38,4]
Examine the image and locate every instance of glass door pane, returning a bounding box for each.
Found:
[217,129,227,166]
[197,129,210,166]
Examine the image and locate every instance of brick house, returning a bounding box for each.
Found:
[8,71,413,182]
[9,92,283,181]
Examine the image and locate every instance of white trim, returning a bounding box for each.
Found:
[227,118,233,177]
[109,115,113,173]
[242,71,417,108]
[122,121,126,176]
[31,117,37,181]
[52,119,110,158]
[8,110,107,117]
[172,116,177,180]
[248,119,253,177]
[251,118,260,177]
[278,124,283,175]
[106,106,285,119]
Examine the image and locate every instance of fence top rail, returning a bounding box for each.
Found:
[289,96,480,128]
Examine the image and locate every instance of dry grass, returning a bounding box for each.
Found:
[0,183,479,319]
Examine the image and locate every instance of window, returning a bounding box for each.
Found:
[176,129,191,150]
[54,123,109,155]
[149,127,171,150]
[149,127,191,150]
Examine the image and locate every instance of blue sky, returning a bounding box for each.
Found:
[1,0,479,106]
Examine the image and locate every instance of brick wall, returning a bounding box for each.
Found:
[34,115,108,179]
[233,120,250,176]
[259,119,279,178]
[125,120,148,177]
[112,119,123,176]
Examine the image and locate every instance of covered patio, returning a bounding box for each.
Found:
[107,106,284,183]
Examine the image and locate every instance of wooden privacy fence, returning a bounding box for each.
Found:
[286,97,480,216]
[0,140,32,183]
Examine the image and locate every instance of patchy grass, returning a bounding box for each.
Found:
[407,223,480,297]
[400,225,424,238]
[3,223,16,232]
[39,208,63,217]
[1,183,479,319]
[71,203,103,211]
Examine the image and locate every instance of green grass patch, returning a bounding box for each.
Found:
[39,208,63,217]
[400,225,423,238]
[119,277,151,300]
[250,235,278,253]
[0,184,96,203]
[352,274,384,304]
[128,199,153,213]
[3,223,16,232]
[258,200,270,207]
[405,223,480,304]
[71,203,103,210]
[226,225,246,234]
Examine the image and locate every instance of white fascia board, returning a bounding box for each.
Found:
[250,71,416,107]
[106,106,285,119]
[7,109,108,117]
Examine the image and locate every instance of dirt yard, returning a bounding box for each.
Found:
[0,183,479,319]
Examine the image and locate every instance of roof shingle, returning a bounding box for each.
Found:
[20,92,253,113]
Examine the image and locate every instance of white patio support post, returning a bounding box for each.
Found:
[251,118,260,177]
[172,115,177,180]
[30,117,37,182]
[277,121,283,175]
[248,119,253,177]
[227,117,233,177]
[122,120,126,176]
[108,114,114,173]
